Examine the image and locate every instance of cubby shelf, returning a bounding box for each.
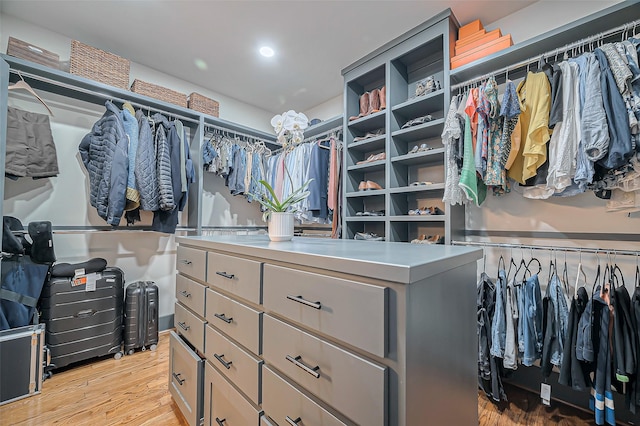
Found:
[341,9,462,243]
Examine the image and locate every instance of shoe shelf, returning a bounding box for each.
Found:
[346,189,385,198]
[391,147,445,165]
[345,216,386,222]
[342,10,459,243]
[349,134,386,152]
[391,89,444,118]
[391,118,445,143]
[347,110,386,132]
[389,183,445,193]
[389,215,446,222]
[347,160,386,172]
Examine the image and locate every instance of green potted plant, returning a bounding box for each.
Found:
[251,110,313,241]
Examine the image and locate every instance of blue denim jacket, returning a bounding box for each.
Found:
[522,274,543,366]
[490,269,507,358]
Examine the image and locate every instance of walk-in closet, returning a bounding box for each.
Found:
[1,1,639,425]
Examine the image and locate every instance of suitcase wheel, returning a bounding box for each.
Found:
[141,346,146,352]
[114,351,123,360]
[127,349,135,356]
[150,344,157,351]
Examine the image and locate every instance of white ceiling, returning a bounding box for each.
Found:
[0,0,537,115]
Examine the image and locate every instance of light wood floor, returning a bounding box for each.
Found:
[0,330,595,426]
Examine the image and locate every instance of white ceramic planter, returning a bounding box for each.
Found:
[268,212,294,242]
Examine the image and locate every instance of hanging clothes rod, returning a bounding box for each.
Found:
[204,124,276,146]
[451,18,640,91]
[8,68,201,124]
[302,125,343,143]
[451,240,640,257]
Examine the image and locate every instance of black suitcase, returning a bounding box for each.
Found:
[124,281,159,355]
[39,267,124,370]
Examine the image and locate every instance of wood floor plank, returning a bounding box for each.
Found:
[1,330,596,425]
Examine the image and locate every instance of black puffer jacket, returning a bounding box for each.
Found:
[135,110,159,211]
[79,101,128,225]
[153,113,175,211]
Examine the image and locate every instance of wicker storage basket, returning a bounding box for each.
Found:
[6,37,60,68]
[70,40,130,89]
[131,79,188,108]
[188,92,219,117]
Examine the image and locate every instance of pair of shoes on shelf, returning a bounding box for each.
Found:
[358,180,383,191]
[356,152,386,164]
[348,86,386,121]
[354,232,384,241]
[401,115,433,129]
[410,234,444,244]
[414,76,441,98]
[408,143,433,154]
[409,181,434,187]
[355,210,385,216]
[353,128,384,142]
[408,206,445,215]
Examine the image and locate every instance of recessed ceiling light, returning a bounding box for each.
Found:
[259,46,275,58]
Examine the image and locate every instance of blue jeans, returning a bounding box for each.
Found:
[490,269,507,358]
[522,274,543,366]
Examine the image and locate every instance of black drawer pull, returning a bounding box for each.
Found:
[286,416,302,425]
[214,353,233,370]
[286,294,321,310]
[179,259,192,265]
[214,313,233,324]
[215,418,226,426]
[215,271,235,279]
[172,372,185,385]
[180,290,191,298]
[286,354,320,379]
[177,321,190,331]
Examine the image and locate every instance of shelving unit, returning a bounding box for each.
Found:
[341,8,462,243]
[0,54,277,238]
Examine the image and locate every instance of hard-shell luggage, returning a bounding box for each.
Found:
[0,323,46,405]
[40,267,124,370]
[124,281,159,355]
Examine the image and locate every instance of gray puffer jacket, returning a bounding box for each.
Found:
[153,113,176,211]
[79,101,128,225]
[135,110,159,211]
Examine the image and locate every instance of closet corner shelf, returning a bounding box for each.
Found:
[2,53,276,142]
[389,183,445,193]
[347,160,386,172]
[448,0,638,83]
[391,118,445,142]
[391,147,445,165]
[389,215,446,222]
[391,90,444,117]
[347,110,386,132]
[346,189,386,198]
[349,135,386,152]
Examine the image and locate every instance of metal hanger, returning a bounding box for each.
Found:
[8,71,54,116]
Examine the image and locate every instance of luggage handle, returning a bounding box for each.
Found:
[177,321,190,331]
[214,313,233,324]
[215,271,235,280]
[214,353,232,370]
[172,372,185,385]
[76,309,96,318]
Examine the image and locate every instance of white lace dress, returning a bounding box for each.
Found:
[441,97,466,205]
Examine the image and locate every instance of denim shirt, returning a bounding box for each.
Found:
[490,269,507,358]
[522,274,543,366]
[547,272,570,366]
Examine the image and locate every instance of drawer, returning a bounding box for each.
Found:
[263,365,346,426]
[204,361,262,426]
[205,288,262,355]
[177,245,207,282]
[263,264,387,357]
[176,274,207,317]
[175,302,206,354]
[263,315,386,426]
[169,331,203,426]
[206,251,262,305]
[205,324,263,405]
